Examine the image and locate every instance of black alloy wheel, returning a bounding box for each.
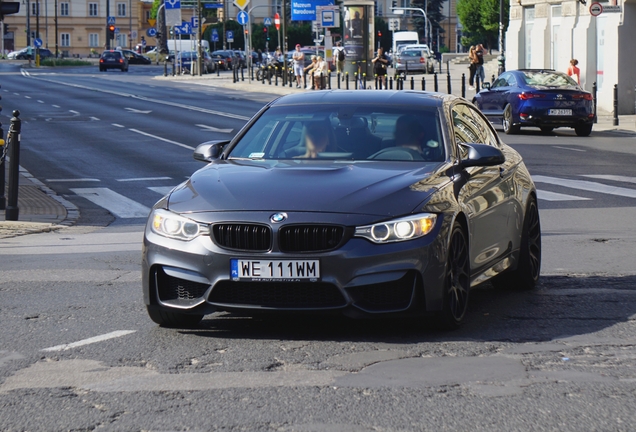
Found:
[575,123,593,137]
[492,196,541,291]
[439,223,470,329]
[503,104,520,135]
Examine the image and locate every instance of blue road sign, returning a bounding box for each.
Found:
[204,3,223,8]
[114,27,120,34]
[146,27,157,37]
[33,38,43,48]
[212,29,219,42]
[191,16,199,28]
[165,0,180,9]
[107,16,116,25]
[264,17,272,26]
[237,11,249,25]
[226,30,234,42]
[174,22,193,35]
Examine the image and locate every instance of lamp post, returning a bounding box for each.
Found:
[497,0,505,75]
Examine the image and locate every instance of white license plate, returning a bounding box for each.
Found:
[231,259,320,282]
[549,109,572,116]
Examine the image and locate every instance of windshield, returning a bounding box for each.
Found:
[228,105,444,162]
[521,71,579,88]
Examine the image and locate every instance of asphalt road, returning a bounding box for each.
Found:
[1,62,636,431]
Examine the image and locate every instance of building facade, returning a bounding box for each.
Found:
[505,0,636,114]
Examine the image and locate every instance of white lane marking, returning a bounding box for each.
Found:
[537,190,591,201]
[148,186,176,196]
[21,74,251,121]
[90,116,100,121]
[52,104,60,108]
[70,188,151,218]
[129,128,195,150]
[25,95,31,99]
[37,100,44,103]
[46,178,100,182]
[582,175,636,184]
[125,107,152,114]
[13,92,20,95]
[41,330,137,352]
[112,123,125,128]
[552,146,586,152]
[117,176,172,182]
[69,110,80,114]
[533,175,636,199]
[195,124,234,134]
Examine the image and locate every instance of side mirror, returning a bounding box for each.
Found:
[193,140,231,162]
[482,82,491,90]
[460,143,505,169]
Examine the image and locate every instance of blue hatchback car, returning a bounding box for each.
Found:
[473,69,594,136]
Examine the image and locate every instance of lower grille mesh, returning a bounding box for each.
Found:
[155,267,209,301]
[209,281,346,309]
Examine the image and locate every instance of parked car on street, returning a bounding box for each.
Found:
[393,48,433,75]
[473,69,594,136]
[176,51,214,74]
[99,50,128,72]
[211,50,234,70]
[142,90,541,330]
[121,49,152,65]
[8,47,54,60]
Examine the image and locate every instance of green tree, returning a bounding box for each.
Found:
[411,0,446,51]
[456,0,508,50]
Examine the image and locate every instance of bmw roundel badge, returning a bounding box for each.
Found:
[270,213,288,223]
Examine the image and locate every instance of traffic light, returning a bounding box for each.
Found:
[107,24,115,40]
[377,30,382,38]
[263,26,269,41]
[392,1,397,9]
[0,2,20,20]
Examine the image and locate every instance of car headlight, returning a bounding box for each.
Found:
[150,209,210,241]
[354,214,437,244]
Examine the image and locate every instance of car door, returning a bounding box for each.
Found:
[451,103,516,276]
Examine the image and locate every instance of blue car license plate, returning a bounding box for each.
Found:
[231,259,320,282]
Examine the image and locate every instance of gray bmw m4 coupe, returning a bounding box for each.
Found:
[142,91,541,329]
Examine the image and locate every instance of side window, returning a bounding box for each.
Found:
[451,104,481,144]
[506,75,517,87]
[491,76,507,89]
[467,105,499,147]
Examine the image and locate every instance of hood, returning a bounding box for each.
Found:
[167,159,446,217]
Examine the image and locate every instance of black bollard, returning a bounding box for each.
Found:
[337,73,341,89]
[434,73,438,92]
[354,73,358,90]
[241,65,245,81]
[613,84,619,126]
[389,77,393,90]
[164,60,168,77]
[447,70,451,94]
[5,110,21,221]
[410,76,414,90]
[461,73,466,99]
[217,62,221,76]
[303,73,307,89]
[172,61,176,76]
[363,73,367,90]
[475,74,481,93]
[275,68,278,86]
[268,67,272,85]
[422,76,426,91]
[593,82,598,123]
[346,73,349,90]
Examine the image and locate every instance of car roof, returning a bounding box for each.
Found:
[269,90,449,108]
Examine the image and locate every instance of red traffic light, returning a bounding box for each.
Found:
[108,25,115,32]
[263,26,268,33]
[377,31,382,37]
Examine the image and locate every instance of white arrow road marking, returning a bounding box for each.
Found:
[195,124,234,133]
[42,330,137,352]
[125,107,152,114]
[70,188,151,218]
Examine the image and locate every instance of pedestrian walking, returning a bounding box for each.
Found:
[468,46,478,89]
[475,44,486,86]
[333,41,346,78]
[567,59,581,85]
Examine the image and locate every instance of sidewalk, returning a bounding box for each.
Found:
[2,64,635,238]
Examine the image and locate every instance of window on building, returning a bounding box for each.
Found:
[61,33,70,47]
[89,3,98,17]
[524,7,534,69]
[89,33,99,47]
[117,3,126,17]
[60,2,69,16]
[116,33,127,48]
[145,10,151,21]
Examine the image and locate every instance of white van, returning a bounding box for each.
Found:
[392,31,419,56]
[167,39,210,53]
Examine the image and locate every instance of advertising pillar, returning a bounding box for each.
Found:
[342,0,374,78]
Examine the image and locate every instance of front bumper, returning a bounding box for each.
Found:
[142,211,449,318]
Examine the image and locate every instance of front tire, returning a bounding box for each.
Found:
[575,123,593,137]
[438,223,471,330]
[146,306,203,328]
[492,196,541,291]
[503,104,520,135]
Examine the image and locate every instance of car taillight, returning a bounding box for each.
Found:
[99,59,104,63]
[518,93,546,100]
[119,59,123,63]
[420,57,425,63]
[572,93,593,100]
